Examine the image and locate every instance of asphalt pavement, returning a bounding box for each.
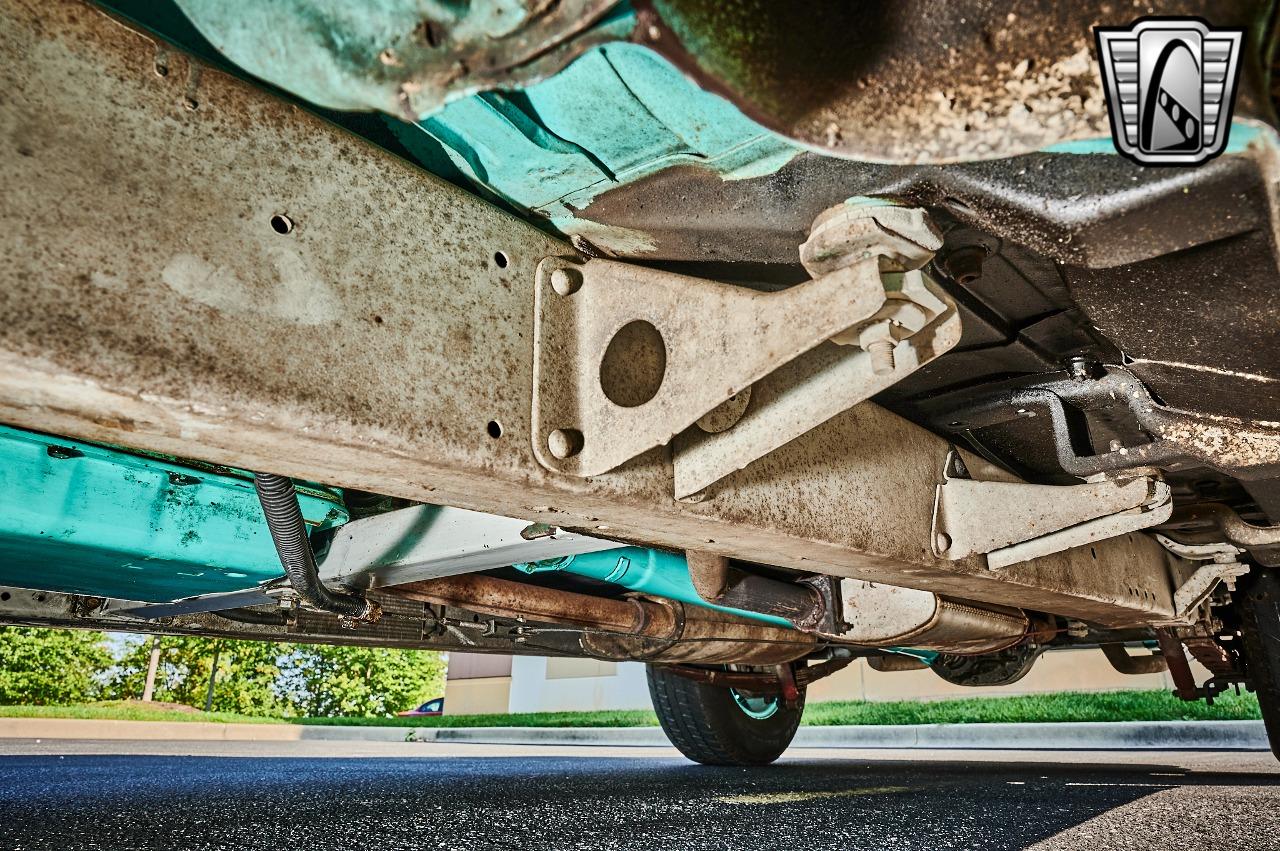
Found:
[1,740,1278,850]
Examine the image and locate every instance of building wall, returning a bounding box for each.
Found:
[443,648,1200,716]
[443,652,514,715]
[507,656,651,714]
[443,676,512,715]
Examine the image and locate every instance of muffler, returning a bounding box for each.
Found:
[836,580,1030,655]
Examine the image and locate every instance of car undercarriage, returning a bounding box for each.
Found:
[3,0,1280,765]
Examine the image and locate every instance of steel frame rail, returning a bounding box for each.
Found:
[0,0,1188,628]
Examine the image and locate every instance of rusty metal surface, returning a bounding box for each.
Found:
[837,579,1030,655]
[0,0,1190,629]
[577,629,810,665]
[672,217,961,498]
[1184,634,1237,677]
[1099,643,1168,675]
[391,574,815,664]
[0,583,586,656]
[660,656,853,694]
[1156,627,1202,699]
[634,0,1274,163]
[395,574,653,634]
[531,254,888,478]
[174,0,625,121]
[867,655,929,672]
[682,551,824,630]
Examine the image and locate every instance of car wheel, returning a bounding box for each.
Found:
[646,664,805,766]
[1237,567,1280,759]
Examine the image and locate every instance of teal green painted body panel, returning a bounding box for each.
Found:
[169,0,635,118]
[390,42,797,251]
[0,426,346,603]
[100,0,1274,259]
[515,547,795,628]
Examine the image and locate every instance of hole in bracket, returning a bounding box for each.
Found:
[270,214,294,235]
[487,420,503,439]
[599,320,666,408]
[493,251,510,269]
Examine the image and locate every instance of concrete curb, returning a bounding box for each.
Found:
[790,720,1270,751]
[415,720,1269,751]
[411,726,669,746]
[0,718,416,743]
[0,717,1268,750]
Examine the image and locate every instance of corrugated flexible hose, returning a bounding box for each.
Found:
[253,472,378,621]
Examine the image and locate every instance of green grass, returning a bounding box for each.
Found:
[0,700,282,725]
[802,689,1261,727]
[295,709,660,728]
[0,690,1260,728]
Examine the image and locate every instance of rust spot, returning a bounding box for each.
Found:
[413,19,441,49]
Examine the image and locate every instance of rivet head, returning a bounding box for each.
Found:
[547,428,583,460]
[550,267,583,296]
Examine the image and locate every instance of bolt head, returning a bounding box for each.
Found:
[550,267,583,296]
[935,532,952,553]
[547,428,583,460]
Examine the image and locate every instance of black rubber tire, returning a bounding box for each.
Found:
[646,664,805,766]
[1238,567,1280,760]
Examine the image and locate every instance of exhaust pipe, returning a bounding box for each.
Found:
[515,547,1033,655]
[389,574,815,665]
[513,547,823,629]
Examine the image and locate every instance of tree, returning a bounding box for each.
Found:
[110,635,290,716]
[280,644,446,717]
[0,627,111,704]
[108,635,445,717]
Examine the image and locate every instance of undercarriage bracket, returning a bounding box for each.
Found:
[531,204,960,496]
[1153,536,1251,622]
[932,451,1174,569]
